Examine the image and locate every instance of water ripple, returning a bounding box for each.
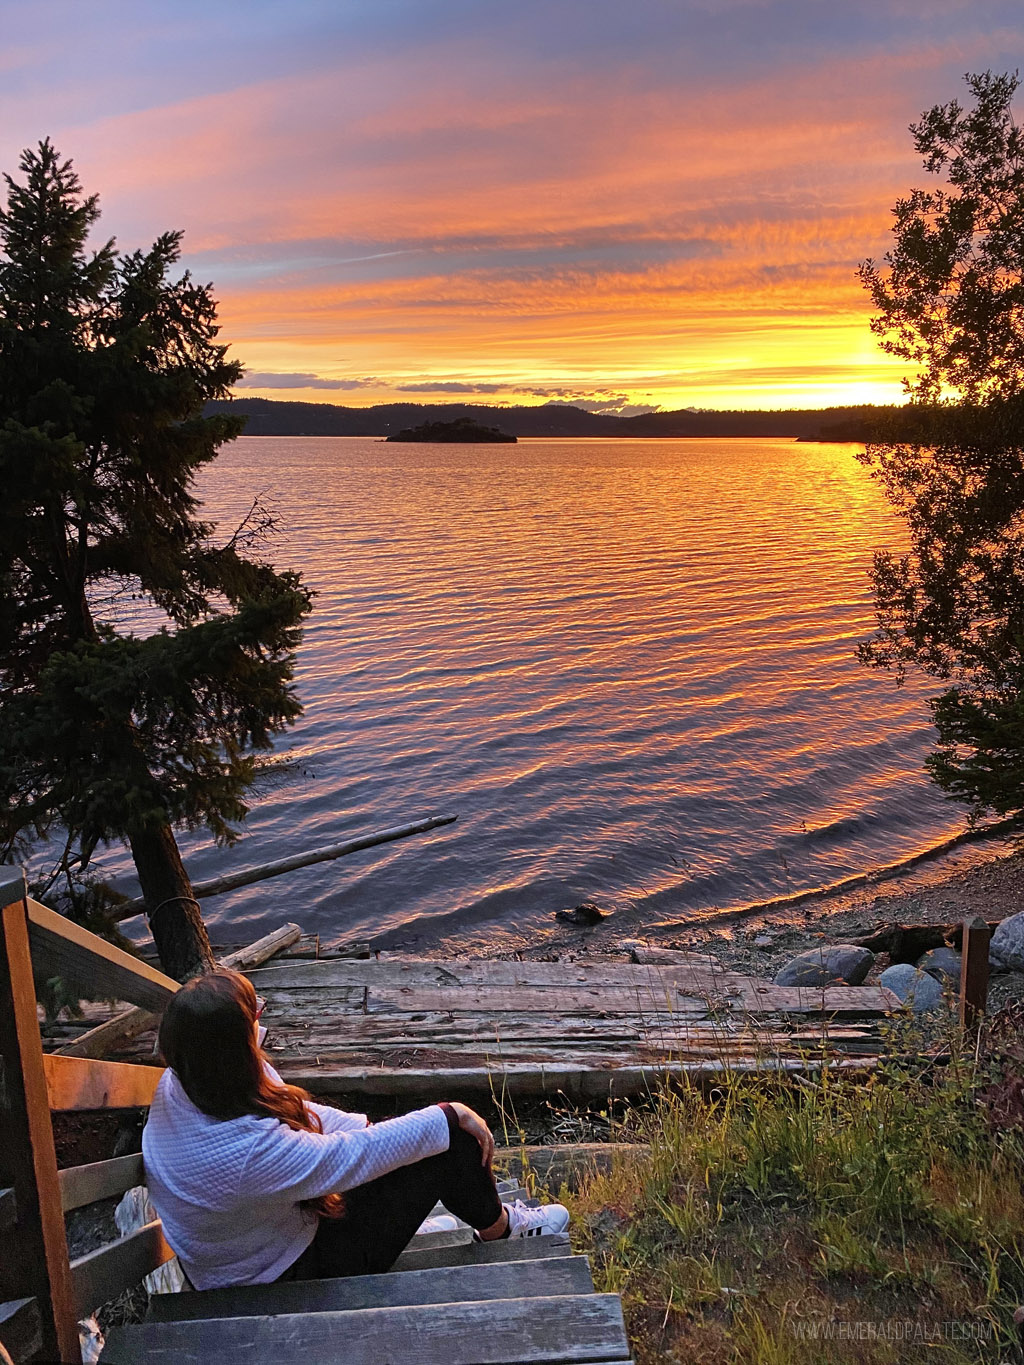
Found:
[96,436,961,951]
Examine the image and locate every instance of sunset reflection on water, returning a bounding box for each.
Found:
[106,436,956,953]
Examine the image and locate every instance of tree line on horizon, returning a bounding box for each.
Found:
[206,395,894,442]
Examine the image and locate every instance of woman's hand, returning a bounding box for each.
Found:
[448,1101,495,1166]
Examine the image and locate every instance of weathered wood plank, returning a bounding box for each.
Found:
[258,1014,886,1059]
[730,979,900,1017]
[249,960,899,1018]
[59,1154,145,1212]
[70,1220,174,1319]
[114,1030,887,1075]
[264,987,710,1019]
[404,1226,472,1252]
[264,1041,885,1074]
[0,870,28,910]
[54,1004,160,1061]
[56,922,303,1059]
[0,1296,43,1364]
[260,1014,882,1046]
[258,1006,690,1038]
[266,1031,885,1058]
[26,898,178,1013]
[0,1187,17,1232]
[367,986,719,1016]
[278,1053,877,1099]
[272,981,895,1019]
[42,1053,163,1111]
[102,1292,627,1364]
[393,1237,574,1272]
[628,948,720,967]
[147,1256,594,1322]
[0,891,81,1364]
[248,958,729,989]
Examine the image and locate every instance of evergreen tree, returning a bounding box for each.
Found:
[0,141,311,978]
[858,73,1024,821]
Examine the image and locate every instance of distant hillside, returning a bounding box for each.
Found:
[205,397,895,440]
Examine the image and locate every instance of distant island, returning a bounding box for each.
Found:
[205,397,901,442]
[386,417,517,443]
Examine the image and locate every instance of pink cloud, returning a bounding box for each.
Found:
[6,17,1011,409]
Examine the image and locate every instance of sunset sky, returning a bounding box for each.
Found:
[3,1,1022,413]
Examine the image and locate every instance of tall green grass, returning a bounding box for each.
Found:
[560,1033,1024,1363]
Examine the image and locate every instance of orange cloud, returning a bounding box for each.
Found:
[8,14,1016,410]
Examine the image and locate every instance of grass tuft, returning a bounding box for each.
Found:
[561,1022,1024,1363]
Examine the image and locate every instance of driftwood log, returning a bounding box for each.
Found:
[114,814,458,921]
[855,921,1000,963]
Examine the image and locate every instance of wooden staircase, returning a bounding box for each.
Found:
[103,1247,630,1363]
[0,873,632,1364]
[103,1182,633,1362]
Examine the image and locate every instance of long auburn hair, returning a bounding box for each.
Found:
[158,968,343,1219]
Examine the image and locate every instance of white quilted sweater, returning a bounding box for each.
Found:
[142,1067,450,1288]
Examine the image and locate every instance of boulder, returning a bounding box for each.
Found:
[773,944,874,988]
[879,963,946,1012]
[989,911,1024,972]
[915,946,962,983]
[555,902,606,926]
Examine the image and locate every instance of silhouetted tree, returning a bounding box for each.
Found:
[0,141,311,977]
[859,72,1024,820]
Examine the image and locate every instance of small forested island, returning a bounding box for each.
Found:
[386,416,517,443]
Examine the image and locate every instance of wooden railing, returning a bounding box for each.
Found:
[0,871,177,1364]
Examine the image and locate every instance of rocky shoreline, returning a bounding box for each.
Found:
[493,836,1024,1009]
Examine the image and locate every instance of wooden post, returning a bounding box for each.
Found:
[960,916,991,1031]
[0,872,81,1364]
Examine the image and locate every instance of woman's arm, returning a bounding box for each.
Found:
[239,1104,450,1203]
[307,1100,369,1134]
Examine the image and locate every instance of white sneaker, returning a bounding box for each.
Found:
[505,1199,570,1240]
[416,1214,460,1235]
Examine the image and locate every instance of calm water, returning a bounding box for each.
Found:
[104,436,959,952]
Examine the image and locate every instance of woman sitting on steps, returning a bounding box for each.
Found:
[142,968,570,1290]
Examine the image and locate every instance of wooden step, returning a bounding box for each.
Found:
[393,1235,572,1273]
[420,1184,531,1229]
[147,1255,594,1322]
[101,1293,630,1363]
[406,1226,473,1251]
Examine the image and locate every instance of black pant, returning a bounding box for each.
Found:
[277,1123,504,1280]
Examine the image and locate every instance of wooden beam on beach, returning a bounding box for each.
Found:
[274,1053,879,1100]
[113,815,458,920]
[55,922,303,1059]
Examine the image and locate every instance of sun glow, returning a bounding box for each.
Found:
[1,5,1011,411]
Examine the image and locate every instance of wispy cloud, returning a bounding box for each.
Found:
[5,2,1021,408]
[237,372,376,390]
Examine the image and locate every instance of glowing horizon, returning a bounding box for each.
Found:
[3,1,1022,413]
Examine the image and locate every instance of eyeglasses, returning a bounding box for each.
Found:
[255,996,266,1021]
